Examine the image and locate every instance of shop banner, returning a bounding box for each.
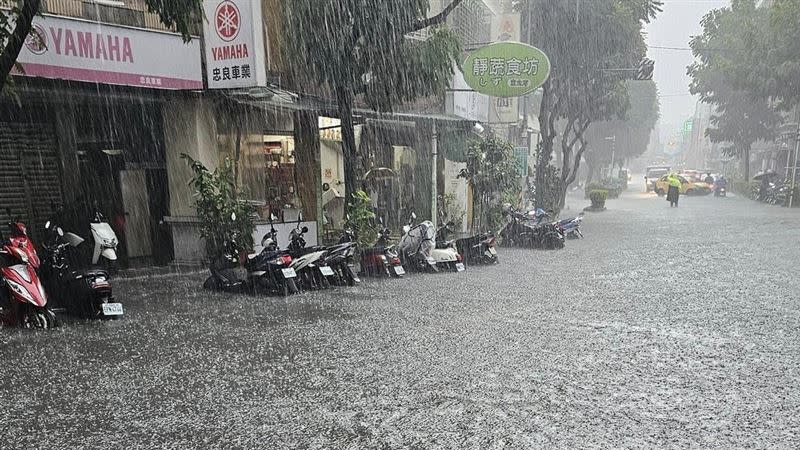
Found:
[14,14,202,89]
[463,42,551,98]
[203,0,268,89]
[451,64,489,122]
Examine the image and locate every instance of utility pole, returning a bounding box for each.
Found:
[431,121,438,228]
[790,121,799,208]
[605,135,616,179]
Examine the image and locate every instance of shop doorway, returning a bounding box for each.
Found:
[119,170,153,259]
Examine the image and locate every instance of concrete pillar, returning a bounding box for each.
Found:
[162,96,218,264]
[163,96,219,217]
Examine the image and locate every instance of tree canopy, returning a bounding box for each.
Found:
[688,0,782,180]
[522,0,661,208]
[282,0,465,205]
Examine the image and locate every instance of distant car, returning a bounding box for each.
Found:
[644,166,670,192]
[654,175,712,196]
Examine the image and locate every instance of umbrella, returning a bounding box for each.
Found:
[752,170,778,181]
[363,167,397,181]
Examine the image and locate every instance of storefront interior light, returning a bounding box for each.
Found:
[101,149,123,156]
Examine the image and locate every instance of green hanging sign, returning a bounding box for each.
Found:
[462,42,551,98]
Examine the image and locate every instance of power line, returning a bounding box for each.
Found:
[649,45,693,51]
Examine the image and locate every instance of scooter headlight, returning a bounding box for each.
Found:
[103,237,117,247]
[5,279,34,303]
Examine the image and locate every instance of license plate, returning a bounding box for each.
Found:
[488,247,497,255]
[393,266,406,275]
[320,266,335,276]
[101,302,123,316]
[455,263,465,272]
[281,268,297,278]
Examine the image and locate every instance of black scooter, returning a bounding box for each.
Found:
[245,218,299,296]
[456,232,498,265]
[40,219,121,319]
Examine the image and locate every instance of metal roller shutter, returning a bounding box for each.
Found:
[0,122,62,240]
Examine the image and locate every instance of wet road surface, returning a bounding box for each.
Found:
[1,189,799,448]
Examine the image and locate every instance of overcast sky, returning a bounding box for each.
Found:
[645,0,729,137]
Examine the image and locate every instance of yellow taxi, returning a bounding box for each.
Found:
[654,174,712,196]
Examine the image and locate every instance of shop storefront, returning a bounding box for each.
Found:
[2,10,202,268]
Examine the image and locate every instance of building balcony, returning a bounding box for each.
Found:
[1,0,189,33]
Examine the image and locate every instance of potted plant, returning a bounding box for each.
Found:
[586,189,608,212]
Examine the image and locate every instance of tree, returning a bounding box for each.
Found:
[458,136,520,232]
[750,0,800,110]
[182,154,256,262]
[522,0,661,209]
[688,0,782,180]
[0,0,202,94]
[283,0,464,207]
[583,80,660,181]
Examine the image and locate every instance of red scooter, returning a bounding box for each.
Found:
[360,223,405,278]
[0,214,58,328]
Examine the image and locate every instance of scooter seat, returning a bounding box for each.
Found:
[82,268,109,278]
[436,240,455,249]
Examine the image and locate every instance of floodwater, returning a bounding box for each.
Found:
[1,188,799,448]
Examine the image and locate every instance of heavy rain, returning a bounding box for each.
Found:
[0,0,798,448]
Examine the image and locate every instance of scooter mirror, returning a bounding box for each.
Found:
[301,226,309,233]
[411,212,417,220]
[57,227,64,237]
[298,212,304,222]
[270,213,277,222]
[45,221,51,229]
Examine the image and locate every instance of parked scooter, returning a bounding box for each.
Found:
[40,219,121,319]
[88,207,119,274]
[286,216,335,290]
[323,226,360,286]
[397,213,438,272]
[202,212,248,293]
[433,221,465,272]
[0,212,58,328]
[360,219,405,277]
[556,213,584,239]
[500,206,565,249]
[246,217,299,296]
[455,232,498,265]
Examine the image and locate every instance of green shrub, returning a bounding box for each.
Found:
[182,154,256,261]
[589,189,608,208]
[585,179,622,199]
[346,190,377,249]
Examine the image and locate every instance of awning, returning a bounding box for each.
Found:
[219,85,474,129]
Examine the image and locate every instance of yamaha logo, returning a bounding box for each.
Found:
[215,1,241,42]
[25,24,47,55]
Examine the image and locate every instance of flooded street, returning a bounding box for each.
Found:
[1,190,798,449]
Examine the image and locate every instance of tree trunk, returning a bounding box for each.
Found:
[336,85,359,210]
[293,110,321,222]
[0,0,41,93]
[536,88,555,208]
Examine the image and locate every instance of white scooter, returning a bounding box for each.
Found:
[432,221,465,272]
[89,209,119,273]
[397,213,438,273]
